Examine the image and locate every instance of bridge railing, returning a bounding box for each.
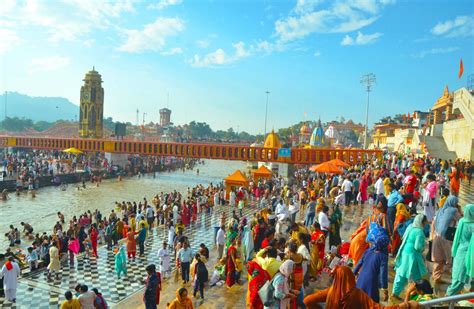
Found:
[419,292,474,309]
[0,136,382,165]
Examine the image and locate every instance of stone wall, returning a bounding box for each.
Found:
[442,118,474,160]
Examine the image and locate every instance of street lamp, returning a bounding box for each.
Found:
[264,90,270,141]
[360,73,376,149]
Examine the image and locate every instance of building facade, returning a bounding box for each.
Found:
[159,108,172,127]
[79,67,104,138]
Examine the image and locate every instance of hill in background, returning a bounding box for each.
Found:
[0,92,78,122]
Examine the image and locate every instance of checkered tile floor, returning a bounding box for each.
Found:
[0,205,256,308]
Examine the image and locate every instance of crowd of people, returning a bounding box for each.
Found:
[0,151,472,308]
[0,149,201,198]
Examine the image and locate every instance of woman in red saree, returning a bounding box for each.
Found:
[391,203,410,257]
[310,222,326,277]
[247,261,270,309]
[359,175,368,204]
[191,202,197,223]
[181,203,190,226]
[90,225,99,258]
[226,237,238,287]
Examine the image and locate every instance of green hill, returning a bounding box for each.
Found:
[0,92,78,122]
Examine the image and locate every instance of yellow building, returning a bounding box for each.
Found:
[79,67,104,138]
[430,86,453,125]
[264,130,282,148]
[372,123,411,149]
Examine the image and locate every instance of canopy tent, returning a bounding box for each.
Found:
[328,158,350,168]
[224,170,249,200]
[62,147,83,154]
[309,161,343,174]
[252,165,272,182]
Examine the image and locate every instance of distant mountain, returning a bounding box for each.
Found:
[0,92,78,122]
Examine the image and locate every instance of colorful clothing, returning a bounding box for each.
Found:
[304,266,398,309]
[225,245,237,287]
[115,246,127,277]
[447,204,474,296]
[392,214,427,296]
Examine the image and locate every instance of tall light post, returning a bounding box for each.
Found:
[264,90,270,141]
[360,73,376,149]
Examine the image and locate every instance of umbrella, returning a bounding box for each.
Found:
[328,158,350,168]
[309,161,343,174]
[63,147,83,154]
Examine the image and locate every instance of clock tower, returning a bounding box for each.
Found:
[79,67,104,138]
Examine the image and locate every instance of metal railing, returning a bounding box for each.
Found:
[420,292,474,308]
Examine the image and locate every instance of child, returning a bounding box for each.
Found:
[438,188,450,209]
[26,247,39,271]
[83,235,91,258]
[404,279,434,302]
[114,246,127,279]
[436,170,446,195]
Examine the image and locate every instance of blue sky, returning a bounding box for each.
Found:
[0,0,473,134]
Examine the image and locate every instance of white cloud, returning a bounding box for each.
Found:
[313,50,321,57]
[0,28,20,54]
[431,15,473,38]
[341,31,382,45]
[275,0,393,42]
[190,41,251,67]
[0,0,16,16]
[148,0,183,10]
[294,0,321,14]
[118,17,185,53]
[196,39,210,48]
[0,0,138,45]
[83,39,95,47]
[411,47,460,59]
[29,56,71,74]
[48,22,90,43]
[161,47,183,56]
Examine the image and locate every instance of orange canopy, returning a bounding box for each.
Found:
[328,158,350,168]
[252,165,272,178]
[224,170,249,186]
[309,161,343,174]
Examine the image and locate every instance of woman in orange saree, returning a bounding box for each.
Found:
[309,222,326,277]
[303,266,417,309]
[288,241,304,309]
[348,220,368,266]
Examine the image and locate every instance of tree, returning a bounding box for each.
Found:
[187,121,213,139]
[33,120,55,131]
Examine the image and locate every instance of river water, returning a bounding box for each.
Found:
[0,160,246,249]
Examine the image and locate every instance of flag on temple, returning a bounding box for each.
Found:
[458,59,464,78]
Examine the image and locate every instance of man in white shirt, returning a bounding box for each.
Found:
[374,176,384,197]
[172,204,178,225]
[146,205,154,231]
[1,257,21,302]
[275,200,288,217]
[318,206,330,235]
[78,285,96,309]
[215,225,226,260]
[341,176,353,206]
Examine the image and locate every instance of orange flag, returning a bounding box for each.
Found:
[458,59,464,78]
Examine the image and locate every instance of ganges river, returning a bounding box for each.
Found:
[0,159,246,249]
